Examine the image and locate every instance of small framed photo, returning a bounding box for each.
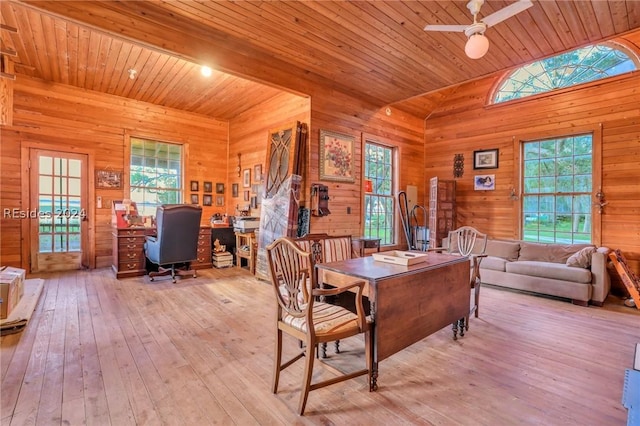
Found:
[190,180,199,192]
[95,170,122,189]
[203,181,212,193]
[216,183,225,194]
[190,193,199,204]
[243,169,251,188]
[473,149,499,169]
[203,194,212,206]
[232,183,239,198]
[251,183,260,194]
[244,190,250,201]
[254,164,262,182]
[250,196,258,209]
[216,195,224,206]
[474,174,495,191]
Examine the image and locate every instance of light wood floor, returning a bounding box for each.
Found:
[2,267,638,425]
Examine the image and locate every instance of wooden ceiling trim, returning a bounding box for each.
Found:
[555,1,589,46]
[105,39,130,94]
[628,2,640,28]
[590,1,617,37]
[145,55,180,105]
[570,1,602,42]
[66,21,79,87]
[351,1,471,87]
[285,1,441,94]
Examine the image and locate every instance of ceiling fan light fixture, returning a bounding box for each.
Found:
[465,33,489,59]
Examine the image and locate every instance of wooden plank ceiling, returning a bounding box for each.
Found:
[2,1,640,119]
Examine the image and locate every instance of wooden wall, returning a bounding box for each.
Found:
[423,71,640,271]
[309,91,425,248]
[227,92,310,218]
[0,76,228,269]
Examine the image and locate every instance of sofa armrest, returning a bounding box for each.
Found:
[590,247,611,304]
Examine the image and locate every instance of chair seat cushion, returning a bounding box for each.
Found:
[282,302,361,337]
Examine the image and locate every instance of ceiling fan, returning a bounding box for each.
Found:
[424,0,533,59]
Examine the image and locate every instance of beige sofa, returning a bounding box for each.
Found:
[479,240,611,306]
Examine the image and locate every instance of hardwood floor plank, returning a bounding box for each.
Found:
[1,268,638,425]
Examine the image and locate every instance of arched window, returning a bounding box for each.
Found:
[493,42,639,104]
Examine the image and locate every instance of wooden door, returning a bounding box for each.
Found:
[29,149,88,272]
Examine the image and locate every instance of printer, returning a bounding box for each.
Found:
[234,216,260,232]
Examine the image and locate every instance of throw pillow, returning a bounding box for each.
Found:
[566,246,597,268]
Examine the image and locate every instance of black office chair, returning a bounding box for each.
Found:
[144,204,202,283]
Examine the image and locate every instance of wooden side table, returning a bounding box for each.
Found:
[235,231,255,274]
[352,237,381,257]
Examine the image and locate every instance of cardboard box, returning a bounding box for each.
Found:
[0,267,25,319]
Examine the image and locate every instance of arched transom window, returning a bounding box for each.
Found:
[493,42,639,104]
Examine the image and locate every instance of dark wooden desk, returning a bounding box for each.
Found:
[112,225,211,278]
[316,253,469,390]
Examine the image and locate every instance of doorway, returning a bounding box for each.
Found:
[29,149,89,272]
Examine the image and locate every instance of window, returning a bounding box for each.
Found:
[363,141,395,245]
[130,137,183,216]
[522,134,592,244]
[494,42,638,104]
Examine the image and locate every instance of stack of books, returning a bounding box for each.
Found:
[622,343,640,425]
[212,251,233,268]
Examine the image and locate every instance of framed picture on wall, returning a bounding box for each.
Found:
[319,129,356,183]
[254,164,262,182]
[190,194,199,204]
[95,170,122,189]
[203,181,213,193]
[243,169,251,188]
[473,149,499,169]
[216,195,224,206]
[216,183,225,194]
[474,175,495,191]
[244,190,250,201]
[190,181,199,192]
[203,194,212,206]
[232,183,239,198]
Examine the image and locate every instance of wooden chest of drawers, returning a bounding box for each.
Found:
[193,227,212,269]
[112,226,211,278]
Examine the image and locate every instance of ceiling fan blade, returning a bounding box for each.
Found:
[423,24,468,32]
[481,0,533,27]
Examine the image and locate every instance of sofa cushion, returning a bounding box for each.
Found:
[486,240,520,261]
[518,242,594,264]
[480,256,508,272]
[505,260,592,283]
[566,246,597,268]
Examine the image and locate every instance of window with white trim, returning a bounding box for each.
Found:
[363,141,395,245]
[522,134,592,244]
[130,137,183,216]
[494,42,638,104]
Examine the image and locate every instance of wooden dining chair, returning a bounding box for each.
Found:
[430,226,487,333]
[266,237,371,415]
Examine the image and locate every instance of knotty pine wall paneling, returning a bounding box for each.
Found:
[423,71,640,272]
[227,91,310,219]
[0,76,228,269]
[309,91,425,249]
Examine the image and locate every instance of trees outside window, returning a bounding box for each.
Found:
[130,137,183,216]
[522,134,592,244]
[363,141,395,245]
[494,42,638,104]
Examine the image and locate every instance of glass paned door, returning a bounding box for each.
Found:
[30,149,88,272]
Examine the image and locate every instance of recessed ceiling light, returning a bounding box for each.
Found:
[201,65,212,77]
